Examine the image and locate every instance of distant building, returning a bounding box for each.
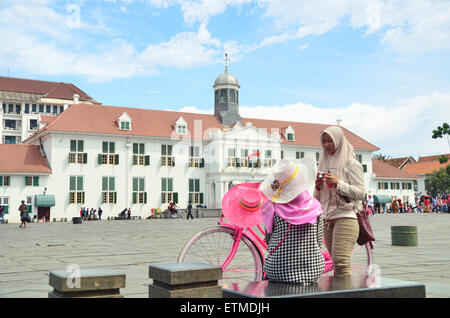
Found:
[0,76,100,144]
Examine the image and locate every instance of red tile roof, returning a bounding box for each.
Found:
[0,144,52,174]
[417,153,450,163]
[28,104,379,150]
[40,115,58,125]
[385,157,416,169]
[0,76,93,101]
[403,161,450,175]
[372,159,417,179]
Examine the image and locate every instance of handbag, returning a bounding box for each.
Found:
[356,210,375,248]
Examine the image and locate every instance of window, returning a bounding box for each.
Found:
[287,133,294,141]
[189,146,204,168]
[378,182,389,190]
[46,105,51,113]
[161,178,177,203]
[98,142,118,165]
[316,152,320,162]
[16,104,21,114]
[53,105,58,114]
[229,89,236,103]
[390,182,400,190]
[32,104,37,113]
[189,179,203,205]
[25,176,39,186]
[281,151,284,159]
[356,154,363,163]
[362,164,367,173]
[69,176,84,204]
[402,182,412,190]
[296,151,305,159]
[69,140,87,164]
[132,177,147,204]
[161,145,175,167]
[132,143,150,166]
[249,149,261,168]
[4,119,16,129]
[227,148,237,167]
[236,149,248,168]
[0,176,10,187]
[29,119,38,130]
[120,121,130,130]
[39,104,44,113]
[59,106,64,113]
[177,125,186,134]
[3,136,17,144]
[0,197,9,214]
[102,177,117,204]
[220,89,226,103]
[25,104,29,114]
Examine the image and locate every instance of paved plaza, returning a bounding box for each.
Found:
[0,213,449,298]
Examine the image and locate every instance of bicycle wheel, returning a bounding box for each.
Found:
[321,242,373,276]
[178,226,264,283]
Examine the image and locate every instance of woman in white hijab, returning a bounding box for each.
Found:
[314,126,365,276]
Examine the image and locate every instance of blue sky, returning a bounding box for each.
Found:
[1,0,450,158]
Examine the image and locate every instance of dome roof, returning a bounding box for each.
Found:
[214,67,239,87]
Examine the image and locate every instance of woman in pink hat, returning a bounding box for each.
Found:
[259,159,325,284]
[314,126,365,277]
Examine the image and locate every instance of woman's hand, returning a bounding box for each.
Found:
[324,173,339,187]
[315,175,324,190]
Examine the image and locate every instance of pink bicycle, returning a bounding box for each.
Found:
[178,214,373,283]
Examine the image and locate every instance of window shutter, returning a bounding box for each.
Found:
[4,206,8,214]
[32,176,39,186]
[189,179,193,192]
[78,140,84,152]
[133,192,137,204]
[70,176,76,191]
[109,142,115,154]
[173,192,178,203]
[200,158,205,168]
[139,178,145,191]
[195,179,200,192]
[161,178,166,192]
[70,140,77,152]
[98,154,103,165]
[83,153,88,164]
[102,192,106,204]
[168,178,173,192]
[0,176,3,186]
[144,192,147,204]
[102,142,108,153]
[172,157,175,167]
[77,176,84,191]
[145,155,150,166]
[132,155,137,165]
[113,192,117,204]
[139,143,144,155]
[115,154,119,165]
[133,178,138,191]
[161,192,165,204]
[102,177,108,191]
[27,205,32,214]
[25,176,28,186]
[133,143,138,154]
[200,193,204,204]
[109,177,115,191]
[189,193,193,204]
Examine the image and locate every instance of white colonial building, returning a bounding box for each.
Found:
[0,67,419,222]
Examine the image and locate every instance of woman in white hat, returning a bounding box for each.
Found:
[259,159,324,284]
[314,126,365,276]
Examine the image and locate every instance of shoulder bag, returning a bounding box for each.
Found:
[356,210,375,248]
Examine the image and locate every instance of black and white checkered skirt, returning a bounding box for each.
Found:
[263,214,324,284]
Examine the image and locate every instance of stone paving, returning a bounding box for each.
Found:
[0,213,449,298]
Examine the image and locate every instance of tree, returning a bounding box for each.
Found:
[432,123,450,151]
[373,153,391,162]
[425,165,450,196]
[439,155,448,164]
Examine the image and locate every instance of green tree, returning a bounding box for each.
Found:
[425,165,450,196]
[373,153,391,162]
[432,123,450,151]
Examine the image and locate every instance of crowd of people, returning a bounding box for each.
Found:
[80,207,103,220]
[364,193,449,214]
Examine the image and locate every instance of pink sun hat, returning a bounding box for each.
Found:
[222,182,267,228]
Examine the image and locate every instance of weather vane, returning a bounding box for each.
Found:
[223,53,231,71]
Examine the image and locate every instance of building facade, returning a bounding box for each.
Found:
[0,76,100,144]
[0,68,420,222]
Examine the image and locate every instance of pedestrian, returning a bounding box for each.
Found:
[98,207,103,220]
[18,200,28,228]
[186,201,194,220]
[127,208,131,219]
[258,159,325,284]
[367,194,375,215]
[424,195,431,213]
[391,199,398,213]
[0,205,5,224]
[314,126,365,277]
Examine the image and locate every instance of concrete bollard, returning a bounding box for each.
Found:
[148,262,222,298]
[48,269,126,298]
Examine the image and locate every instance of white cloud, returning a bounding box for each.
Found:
[176,92,450,157]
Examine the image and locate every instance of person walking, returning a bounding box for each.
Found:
[186,201,194,220]
[18,200,28,228]
[98,207,103,220]
[314,126,365,277]
[0,206,5,224]
[367,194,375,215]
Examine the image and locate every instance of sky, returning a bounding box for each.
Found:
[1,0,449,159]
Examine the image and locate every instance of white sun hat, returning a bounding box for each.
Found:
[259,158,317,204]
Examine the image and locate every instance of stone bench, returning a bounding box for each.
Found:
[48,269,126,298]
[222,274,426,298]
[148,262,222,298]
